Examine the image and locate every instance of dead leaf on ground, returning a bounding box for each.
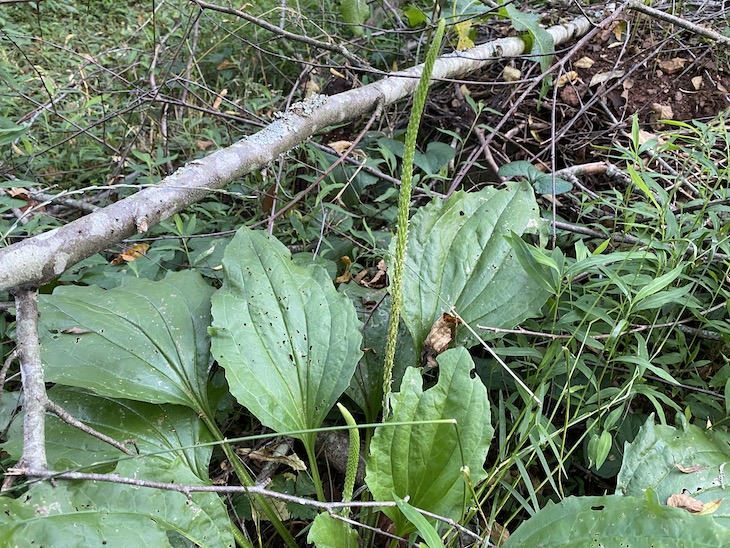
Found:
[667,493,704,513]
[557,71,579,87]
[574,56,594,69]
[658,57,687,75]
[212,89,227,110]
[648,103,674,130]
[589,70,626,87]
[335,256,352,284]
[196,139,214,151]
[502,66,521,82]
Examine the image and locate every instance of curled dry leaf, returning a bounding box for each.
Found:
[658,57,687,75]
[328,140,353,155]
[111,242,150,265]
[589,70,625,87]
[574,56,594,69]
[667,493,704,513]
[354,259,387,289]
[421,312,461,367]
[675,464,708,474]
[557,71,579,87]
[212,89,227,111]
[502,66,521,83]
[237,446,307,471]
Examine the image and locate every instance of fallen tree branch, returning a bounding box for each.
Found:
[0,16,592,292]
[13,289,47,473]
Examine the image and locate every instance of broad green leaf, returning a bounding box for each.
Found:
[307,513,358,547]
[498,161,543,181]
[39,271,215,413]
[0,458,234,547]
[404,5,427,27]
[420,142,456,175]
[533,175,573,195]
[497,3,554,74]
[365,347,493,534]
[4,386,214,480]
[342,283,416,422]
[397,184,548,352]
[617,414,730,528]
[340,0,369,36]
[504,491,730,546]
[449,0,490,20]
[498,161,572,194]
[210,227,363,437]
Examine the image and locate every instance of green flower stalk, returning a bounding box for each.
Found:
[337,403,360,517]
[383,18,446,416]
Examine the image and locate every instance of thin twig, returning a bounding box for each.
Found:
[0,348,18,401]
[627,0,730,45]
[45,400,137,457]
[191,0,368,68]
[251,99,385,229]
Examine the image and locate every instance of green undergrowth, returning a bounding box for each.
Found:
[2,0,730,546]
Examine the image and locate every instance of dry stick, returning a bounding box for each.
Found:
[627,0,730,46]
[191,0,368,68]
[0,15,592,292]
[0,348,18,401]
[45,400,137,456]
[13,289,47,472]
[251,100,385,229]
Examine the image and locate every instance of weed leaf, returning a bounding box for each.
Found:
[617,414,730,526]
[0,458,234,547]
[505,491,730,546]
[307,513,359,547]
[39,271,214,412]
[365,347,493,534]
[210,227,363,436]
[397,183,548,352]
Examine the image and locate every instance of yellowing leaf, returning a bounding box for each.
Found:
[455,21,475,50]
[111,243,150,265]
[699,499,722,515]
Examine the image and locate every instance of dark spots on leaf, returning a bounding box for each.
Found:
[590,505,605,511]
[459,210,465,216]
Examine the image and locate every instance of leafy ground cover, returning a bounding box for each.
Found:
[1,0,730,546]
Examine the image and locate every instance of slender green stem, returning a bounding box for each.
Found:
[382,18,446,416]
[303,434,327,502]
[201,415,297,548]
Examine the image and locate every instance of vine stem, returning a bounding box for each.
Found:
[382,18,446,416]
